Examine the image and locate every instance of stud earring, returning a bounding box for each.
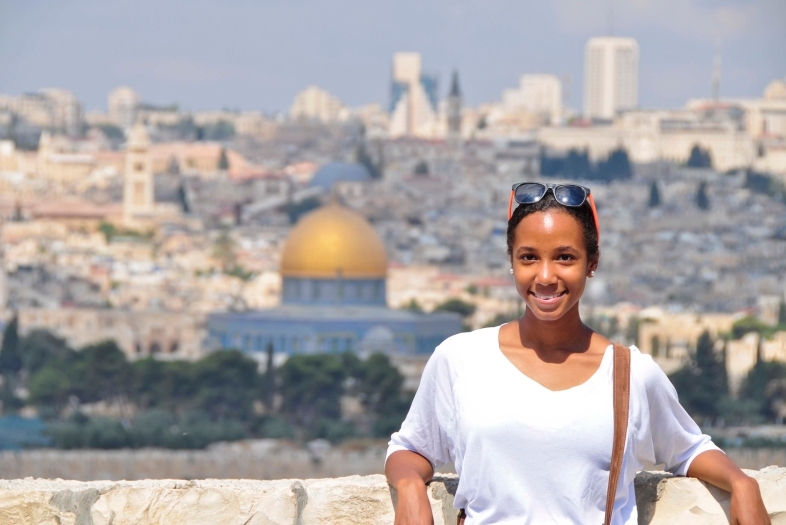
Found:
[589,270,596,277]
[510,268,514,275]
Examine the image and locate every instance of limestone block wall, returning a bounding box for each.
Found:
[1,467,785,524]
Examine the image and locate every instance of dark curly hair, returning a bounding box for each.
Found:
[506,191,599,259]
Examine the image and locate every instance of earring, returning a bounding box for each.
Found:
[589,270,596,277]
[509,268,514,275]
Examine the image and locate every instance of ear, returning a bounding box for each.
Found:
[587,252,600,276]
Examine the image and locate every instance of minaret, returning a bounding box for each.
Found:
[123,123,155,226]
[447,70,463,147]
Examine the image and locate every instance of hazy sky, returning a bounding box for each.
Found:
[0,0,783,113]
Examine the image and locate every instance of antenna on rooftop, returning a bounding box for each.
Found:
[712,38,722,102]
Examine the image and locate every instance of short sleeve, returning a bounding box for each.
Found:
[636,354,722,476]
[386,343,455,470]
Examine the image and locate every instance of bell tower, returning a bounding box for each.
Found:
[123,123,155,226]
[447,70,463,147]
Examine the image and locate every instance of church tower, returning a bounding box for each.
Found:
[123,123,155,226]
[447,70,463,147]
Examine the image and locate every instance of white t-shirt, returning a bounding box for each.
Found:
[386,326,721,525]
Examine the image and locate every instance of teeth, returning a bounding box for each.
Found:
[534,292,562,300]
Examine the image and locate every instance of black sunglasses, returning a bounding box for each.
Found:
[507,182,600,238]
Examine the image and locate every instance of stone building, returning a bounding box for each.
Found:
[207,203,462,356]
[18,308,206,360]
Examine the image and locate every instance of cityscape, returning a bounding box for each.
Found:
[0,1,786,487]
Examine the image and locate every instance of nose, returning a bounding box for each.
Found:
[534,260,559,288]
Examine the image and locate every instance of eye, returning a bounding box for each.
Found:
[518,253,536,262]
[556,254,576,262]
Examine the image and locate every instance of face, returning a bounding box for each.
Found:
[510,210,598,322]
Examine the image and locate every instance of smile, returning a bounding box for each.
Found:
[530,291,567,301]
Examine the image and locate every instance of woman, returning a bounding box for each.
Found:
[385,183,770,524]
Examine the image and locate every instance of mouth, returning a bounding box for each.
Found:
[529,290,567,306]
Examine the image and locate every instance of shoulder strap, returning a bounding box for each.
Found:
[604,343,631,525]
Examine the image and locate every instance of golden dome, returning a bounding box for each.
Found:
[280,203,387,279]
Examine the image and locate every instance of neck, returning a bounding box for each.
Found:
[517,303,592,354]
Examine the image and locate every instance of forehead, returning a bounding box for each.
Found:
[513,210,585,247]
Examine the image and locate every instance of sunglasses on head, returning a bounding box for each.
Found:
[507,182,601,240]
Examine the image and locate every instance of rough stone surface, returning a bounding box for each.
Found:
[0,468,784,524]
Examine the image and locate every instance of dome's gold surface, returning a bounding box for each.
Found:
[280,204,388,278]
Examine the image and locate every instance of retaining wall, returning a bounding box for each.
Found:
[1,467,785,524]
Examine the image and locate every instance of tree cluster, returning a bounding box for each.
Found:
[668,329,786,429]
[0,321,412,449]
[539,147,632,182]
[686,145,713,169]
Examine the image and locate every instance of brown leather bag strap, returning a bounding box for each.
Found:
[604,344,631,525]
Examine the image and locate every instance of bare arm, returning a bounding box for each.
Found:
[386,450,435,525]
[686,450,770,525]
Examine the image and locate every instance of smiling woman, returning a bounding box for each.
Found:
[384,184,772,525]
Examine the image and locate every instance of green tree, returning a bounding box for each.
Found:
[595,147,632,181]
[192,350,260,421]
[669,331,728,420]
[218,147,229,170]
[70,341,133,403]
[212,230,237,271]
[97,222,116,243]
[483,312,519,328]
[413,160,429,176]
[0,316,22,375]
[29,367,73,412]
[564,148,591,179]
[434,298,476,318]
[19,329,73,374]
[648,181,661,208]
[696,181,710,210]
[686,145,712,168]
[730,316,770,339]
[279,354,346,435]
[355,143,382,180]
[402,299,423,313]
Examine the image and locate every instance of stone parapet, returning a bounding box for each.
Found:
[0,467,784,524]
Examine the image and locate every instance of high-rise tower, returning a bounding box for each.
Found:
[584,37,639,120]
[123,123,155,226]
[389,53,439,138]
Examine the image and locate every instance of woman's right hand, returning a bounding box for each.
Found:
[386,450,435,525]
[394,478,434,525]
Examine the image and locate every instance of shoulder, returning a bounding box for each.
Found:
[627,345,675,394]
[430,326,500,368]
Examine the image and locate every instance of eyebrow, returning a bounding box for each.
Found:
[515,245,580,254]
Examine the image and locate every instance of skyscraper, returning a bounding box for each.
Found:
[389,52,439,138]
[584,37,639,120]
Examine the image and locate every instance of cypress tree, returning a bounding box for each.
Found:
[648,181,661,208]
[218,148,229,171]
[0,316,22,375]
[696,181,710,210]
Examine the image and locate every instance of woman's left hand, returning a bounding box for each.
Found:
[729,475,770,525]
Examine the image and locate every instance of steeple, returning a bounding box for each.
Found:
[449,70,462,98]
[447,69,463,146]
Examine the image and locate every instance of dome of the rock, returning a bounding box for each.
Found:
[280,203,387,279]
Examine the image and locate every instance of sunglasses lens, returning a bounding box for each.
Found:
[554,185,587,207]
[514,183,546,204]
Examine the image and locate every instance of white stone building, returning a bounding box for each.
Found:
[584,37,639,120]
